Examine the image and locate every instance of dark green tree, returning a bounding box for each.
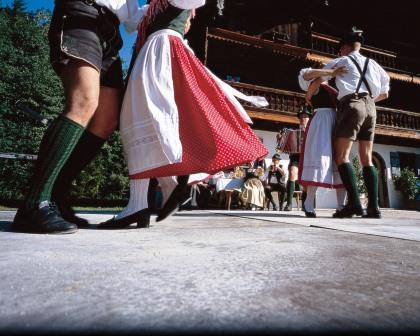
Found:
[12,0,27,16]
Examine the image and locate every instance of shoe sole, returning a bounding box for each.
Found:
[11,227,78,234]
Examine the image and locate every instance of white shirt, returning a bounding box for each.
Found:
[323,51,390,100]
[95,0,206,33]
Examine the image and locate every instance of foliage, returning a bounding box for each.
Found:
[351,156,367,195]
[393,168,419,201]
[0,1,129,203]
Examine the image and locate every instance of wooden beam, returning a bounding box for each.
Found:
[247,110,299,125]
[375,127,420,140]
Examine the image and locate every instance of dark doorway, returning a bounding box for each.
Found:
[372,152,390,208]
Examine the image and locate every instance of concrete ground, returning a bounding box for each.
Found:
[0,209,420,334]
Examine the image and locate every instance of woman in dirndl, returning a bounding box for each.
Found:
[297,68,347,217]
[99,0,269,229]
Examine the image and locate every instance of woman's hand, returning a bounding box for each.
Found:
[331,65,348,78]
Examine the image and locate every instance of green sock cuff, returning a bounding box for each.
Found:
[338,162,361,208]
[25,116,85,208]
[52,129,106,203]
[80,129,106,146]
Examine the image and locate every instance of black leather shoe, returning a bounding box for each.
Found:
[156,175,189,222]
[332,205,367,218]
[283,205,292,211]
[11,201,78,234]
[97,208,151,229]
[58,202,89,228]
[305,211,316,218]
[362,207,382,219]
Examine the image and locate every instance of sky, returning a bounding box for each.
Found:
[3,0,146,67]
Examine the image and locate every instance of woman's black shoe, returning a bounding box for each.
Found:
[304,211,316,218]
[156,175,189,222]
[97,208,151,229]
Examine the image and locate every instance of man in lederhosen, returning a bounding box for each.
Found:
[12,0,147,234]
[322,28,390,218]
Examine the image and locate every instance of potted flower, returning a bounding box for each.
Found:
[393,168,420,210]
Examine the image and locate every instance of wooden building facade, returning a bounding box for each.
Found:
[188,0,420,208]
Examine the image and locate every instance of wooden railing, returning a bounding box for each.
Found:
[376,106,420,130]
[227,81,420,134]
[311,32,398,70]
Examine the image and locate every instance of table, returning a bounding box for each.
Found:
[215,178,244,192]
[214,178,244,210]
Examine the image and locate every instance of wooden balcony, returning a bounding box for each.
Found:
[207,28,420,84]
[227,81,420,141]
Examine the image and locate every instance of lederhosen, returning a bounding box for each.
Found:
[48,0,124,89]
[335,56,376,141]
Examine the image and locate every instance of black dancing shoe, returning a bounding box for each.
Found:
[11,201,78,234]
[332,205,367,218]
[97,208,151,229]
[283,205,292,211]
[58,202,89,228]
[156,175,189,222]
[304,211,317,218]
[362,207,382,219]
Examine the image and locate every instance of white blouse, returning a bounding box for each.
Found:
[95,0,206,33]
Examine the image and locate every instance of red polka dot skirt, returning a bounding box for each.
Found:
[130,36,268,179]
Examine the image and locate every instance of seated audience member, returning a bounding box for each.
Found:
[240,166,266,211]
[264,154,286,210]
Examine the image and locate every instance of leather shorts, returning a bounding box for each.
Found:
[48,0,124,89]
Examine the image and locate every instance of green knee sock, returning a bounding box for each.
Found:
[25,116,85,208]
[286,181,295,206]
[338,163,362,209]
[52,129,105,204]
[363,166,379,209]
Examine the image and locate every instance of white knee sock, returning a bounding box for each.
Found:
[115,179,149,219]
[304,186,317,213]
[157,176,178,205]
[336,188,347,211]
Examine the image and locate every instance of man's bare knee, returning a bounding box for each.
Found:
[359,155,372,167]
[61,60,100,125]
[66,93,99,124]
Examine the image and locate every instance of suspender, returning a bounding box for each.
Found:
[347,56,373,98]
